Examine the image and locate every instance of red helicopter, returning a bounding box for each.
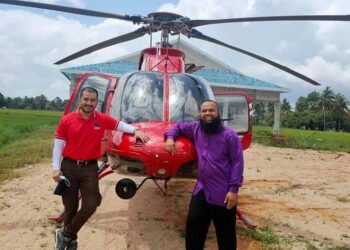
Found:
[61,49,255,226]
[2,0,346,227]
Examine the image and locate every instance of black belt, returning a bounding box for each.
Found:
[63,157,97,166]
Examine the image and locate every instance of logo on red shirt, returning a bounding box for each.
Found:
[94,122,101,130]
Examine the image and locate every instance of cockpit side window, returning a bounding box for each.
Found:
[216,95,249,133]
[169,74,204,122]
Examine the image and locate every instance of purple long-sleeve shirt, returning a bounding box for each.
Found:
[165,121,244,207]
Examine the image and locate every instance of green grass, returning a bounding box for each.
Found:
[253,125,350,152]
[239,225,350,249]
[0,109,61,183]
[0,109,61,148]
[238,225,292,249]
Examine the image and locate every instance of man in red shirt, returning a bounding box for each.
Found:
[52,87,149,250]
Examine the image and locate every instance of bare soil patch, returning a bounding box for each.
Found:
[0,144,349,249]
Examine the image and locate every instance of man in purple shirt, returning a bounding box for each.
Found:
[165,100,244,250]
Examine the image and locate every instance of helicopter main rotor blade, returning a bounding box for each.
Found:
[189,29,320,86]
[190,15,350,27]
[55,27,149,65]
[0,0,137,22]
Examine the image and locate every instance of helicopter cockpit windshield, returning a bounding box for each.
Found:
[169,74,211,122]
[110,72,214,123]
[114,72,164,123]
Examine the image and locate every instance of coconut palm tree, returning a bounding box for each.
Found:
[281,98,292,113]
[295,96,308,112]
[306,91,320,111]
[319,86,335,131]
[332,93,349,131]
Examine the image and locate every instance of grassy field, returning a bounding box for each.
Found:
[253,125,350,153]
[0,109,61,148]
[0,109,62,183]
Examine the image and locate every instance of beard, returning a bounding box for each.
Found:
[200,116,224,134]
[80,104,95,114]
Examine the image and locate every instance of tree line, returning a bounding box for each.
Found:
[1,88,349,132]
[254,87,350,132]
[0,93,68,111]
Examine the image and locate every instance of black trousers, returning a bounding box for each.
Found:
[61,159,102,239]
[185,190,237,250]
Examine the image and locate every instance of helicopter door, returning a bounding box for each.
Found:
[214,92,253,150]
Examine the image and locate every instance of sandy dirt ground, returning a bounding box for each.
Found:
[0,144,349,249]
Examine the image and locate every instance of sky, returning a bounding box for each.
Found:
[1,0,350,106]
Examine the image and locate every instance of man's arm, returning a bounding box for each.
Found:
[52,138,65,183]
[116,121,150,143]
[164,122,195,154]
[225,131,244,209]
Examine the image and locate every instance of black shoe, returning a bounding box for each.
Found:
[55,228,78,250]
[54,229,67,250]
[66,238,78,250]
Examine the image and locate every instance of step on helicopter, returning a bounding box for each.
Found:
[2,0,349,227]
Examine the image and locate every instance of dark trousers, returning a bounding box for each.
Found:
[61,159,102,239]
[186,190,237,250]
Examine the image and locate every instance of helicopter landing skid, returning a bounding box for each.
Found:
[115,176,170,199]
[138,176,169,196]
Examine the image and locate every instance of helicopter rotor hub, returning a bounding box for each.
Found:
[146,12,191,35]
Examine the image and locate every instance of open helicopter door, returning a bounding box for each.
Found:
[64,72,118,155]
[214,91,253,150]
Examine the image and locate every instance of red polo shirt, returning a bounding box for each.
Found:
[55,110,119,160]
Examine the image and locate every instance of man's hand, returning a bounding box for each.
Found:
[165,138,176,155]
[224,191,238,209]
[52,170,62,183]
[134,130,150,143]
